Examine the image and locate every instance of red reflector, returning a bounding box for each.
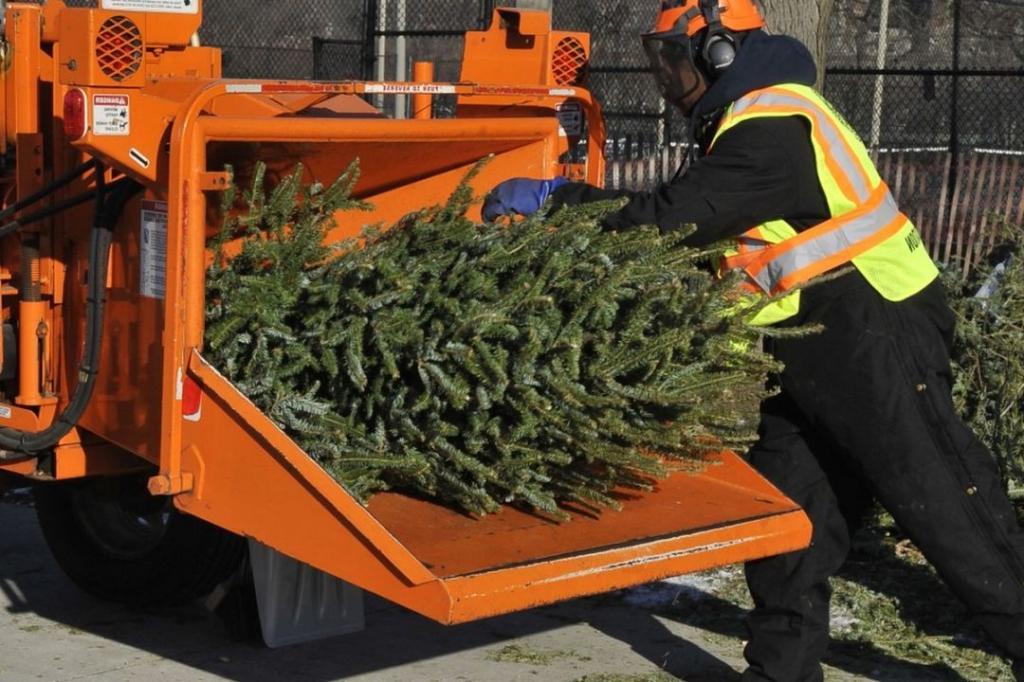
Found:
[63,89,87,140]
[182,375,203,421]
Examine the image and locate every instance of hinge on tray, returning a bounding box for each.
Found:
[148,472,194,496]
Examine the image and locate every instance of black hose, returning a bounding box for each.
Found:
[0,168,141,456]
[0,160,97,225]
[0,183,127,241]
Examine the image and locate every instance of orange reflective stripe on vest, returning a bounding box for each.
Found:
[728,87,875,206]
[735,228,769,255]
[717,86,913,297]
[723,183,906,295]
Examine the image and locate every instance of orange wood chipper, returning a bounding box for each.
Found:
[0,0,810,640]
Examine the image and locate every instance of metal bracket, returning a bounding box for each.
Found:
[197,171,233,191]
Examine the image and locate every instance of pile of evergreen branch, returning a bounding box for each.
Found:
[204,162,781,518]
[949,225,1024,491]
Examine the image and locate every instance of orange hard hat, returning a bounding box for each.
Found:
[648,0,766,39]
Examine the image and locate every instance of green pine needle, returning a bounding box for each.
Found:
[205,160,793,519]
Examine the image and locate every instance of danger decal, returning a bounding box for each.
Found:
[93,95,130,137]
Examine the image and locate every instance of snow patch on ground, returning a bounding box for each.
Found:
[829,609,860,634]
[0,486,33,506]
[622,567,739,609]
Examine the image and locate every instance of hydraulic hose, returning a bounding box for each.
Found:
[0,168,141,457]
[0,182,130,241]
[0,160,98,225]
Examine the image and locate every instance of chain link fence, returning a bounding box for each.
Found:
[824,0,1024,266]
[200,0,369,79]
[304,1,688,153]
[26,0,1024,156]
[22,0,1024,255]
[200,1,1024,257]
[825,0,1024,152]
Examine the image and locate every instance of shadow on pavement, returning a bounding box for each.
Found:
[0,494,738,682]
[583,548,980,682]
[592,593,969,682]
[587,516,1007,681]
[0,495,562,681]
[7,484,984,682]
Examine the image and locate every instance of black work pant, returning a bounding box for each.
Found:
[741,272,1024,682]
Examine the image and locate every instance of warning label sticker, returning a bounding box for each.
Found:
[93,94,130,136]
[364,84,457,94]
[141,201,168,300]
[101,0,199,14]
[556,102,583,138]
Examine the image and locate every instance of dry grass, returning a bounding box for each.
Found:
[633,510,1014,681]
[486,643,581,666]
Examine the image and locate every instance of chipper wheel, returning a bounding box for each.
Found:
[34,474,245,608]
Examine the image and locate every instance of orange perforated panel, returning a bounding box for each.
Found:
[96,15,143,83]
[552,36,588,86]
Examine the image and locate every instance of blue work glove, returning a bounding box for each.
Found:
[482,177,569,222]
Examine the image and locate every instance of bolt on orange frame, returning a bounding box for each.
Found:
[0,0,810,624]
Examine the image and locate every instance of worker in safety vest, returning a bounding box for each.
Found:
[485,1,1024,680]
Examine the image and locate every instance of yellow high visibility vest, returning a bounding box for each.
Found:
[711,83,939,326]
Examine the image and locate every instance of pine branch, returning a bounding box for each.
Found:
[206,160,799,519]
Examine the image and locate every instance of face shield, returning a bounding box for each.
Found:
[642,32,703,114]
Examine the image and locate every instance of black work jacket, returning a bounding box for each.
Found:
[552,116,830,247]
[551,30,830,247]
[551,31,948,324]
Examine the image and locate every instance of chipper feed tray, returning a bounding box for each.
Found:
[184,350,811,624]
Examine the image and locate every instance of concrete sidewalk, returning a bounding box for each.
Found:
[0,494,952,681]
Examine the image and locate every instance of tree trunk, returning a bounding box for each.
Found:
[759,0,836,88]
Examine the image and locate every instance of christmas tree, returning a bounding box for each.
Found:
[949,225,1024,491]
[205,162,783,518]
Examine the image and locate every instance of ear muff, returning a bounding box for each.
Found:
[703,32,737,73]
[698,0,737,77]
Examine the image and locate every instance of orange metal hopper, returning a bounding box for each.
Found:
[128,82,812,624]
[179,351,811,625]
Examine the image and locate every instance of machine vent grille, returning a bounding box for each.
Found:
[96,16,143,82]
[551,36,588,87]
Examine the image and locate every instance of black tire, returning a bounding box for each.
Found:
[34,475,245,608]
